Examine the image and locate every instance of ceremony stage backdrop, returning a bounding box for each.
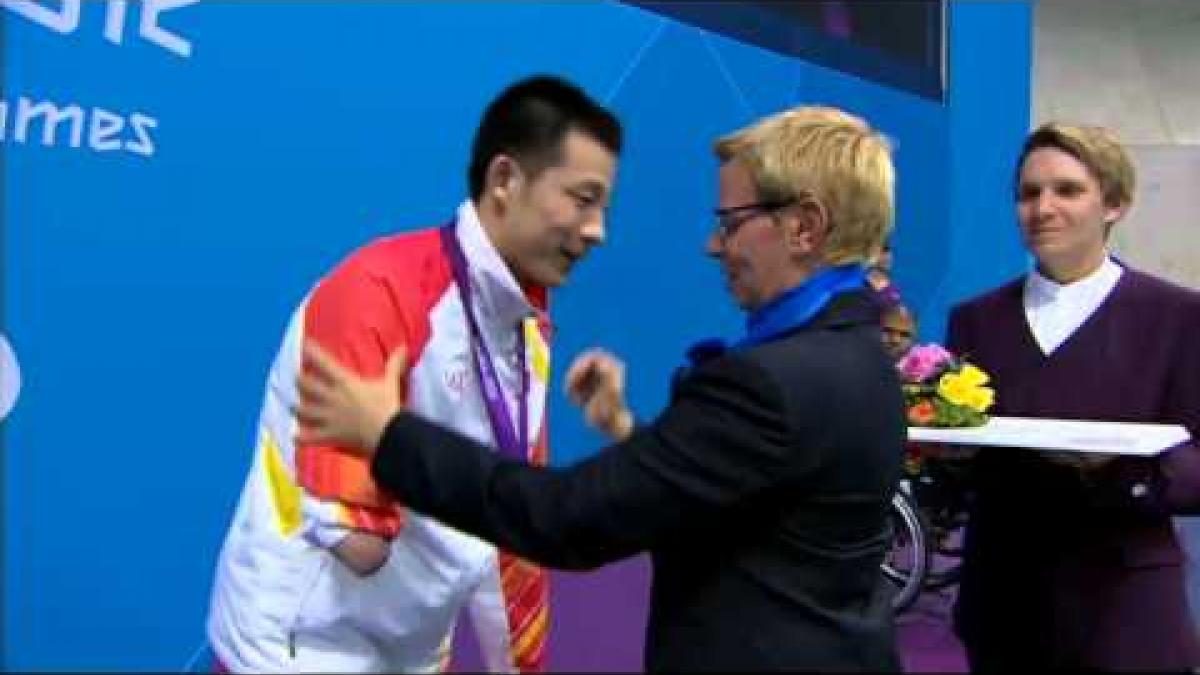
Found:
[1,1,1030,669]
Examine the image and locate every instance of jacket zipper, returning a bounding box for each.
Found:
[287,555,330,661]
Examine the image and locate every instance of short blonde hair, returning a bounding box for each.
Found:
[714,106,895,265]
[1017,123,1135,208]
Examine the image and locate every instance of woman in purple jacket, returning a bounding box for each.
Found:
[946,123,1200,670]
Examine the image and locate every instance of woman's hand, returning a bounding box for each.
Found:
[294,342,408,455]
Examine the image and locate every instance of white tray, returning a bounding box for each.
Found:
[908,416,1191,456]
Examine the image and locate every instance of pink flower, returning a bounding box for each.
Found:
[897,343,954,382]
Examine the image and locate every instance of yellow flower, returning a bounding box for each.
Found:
[937,372,975,407]
[966,386,995,413]
[958,364,989,387]
[937,368,995,413]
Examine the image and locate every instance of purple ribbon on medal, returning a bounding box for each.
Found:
[441,223,530,462]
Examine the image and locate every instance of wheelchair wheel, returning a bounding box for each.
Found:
[882,484,931,613]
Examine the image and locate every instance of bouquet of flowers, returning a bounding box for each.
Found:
[897,343,994,428]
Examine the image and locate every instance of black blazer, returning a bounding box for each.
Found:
[371,290,906,672]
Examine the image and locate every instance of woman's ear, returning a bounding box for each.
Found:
[1103,202,1128,227]
[788,197,830,254]
[1102,201,1129,239]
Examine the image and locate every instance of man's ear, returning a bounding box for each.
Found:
[485,155,523,205]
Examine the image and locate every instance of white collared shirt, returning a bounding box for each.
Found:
[454,200,537,330]
[1023,256,1123,355]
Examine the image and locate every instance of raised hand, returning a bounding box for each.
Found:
[564,348,634,442]
[294,342,408,455]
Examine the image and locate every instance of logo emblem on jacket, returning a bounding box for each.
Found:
[444,364,471,397]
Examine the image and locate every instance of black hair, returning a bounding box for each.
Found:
[468,75,622,201]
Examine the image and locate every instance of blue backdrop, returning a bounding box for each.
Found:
[2,1,1030,669]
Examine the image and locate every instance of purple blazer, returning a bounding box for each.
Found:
[946,266,1200,670]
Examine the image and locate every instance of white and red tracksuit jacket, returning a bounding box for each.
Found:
[207,201,552,673]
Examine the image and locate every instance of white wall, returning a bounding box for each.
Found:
[1033,0,1200,289]
[1034,0,1200,145]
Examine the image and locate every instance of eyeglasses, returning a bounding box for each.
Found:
[712,201,792,241]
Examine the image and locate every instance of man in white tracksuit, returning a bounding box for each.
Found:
[206,75,622,673]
